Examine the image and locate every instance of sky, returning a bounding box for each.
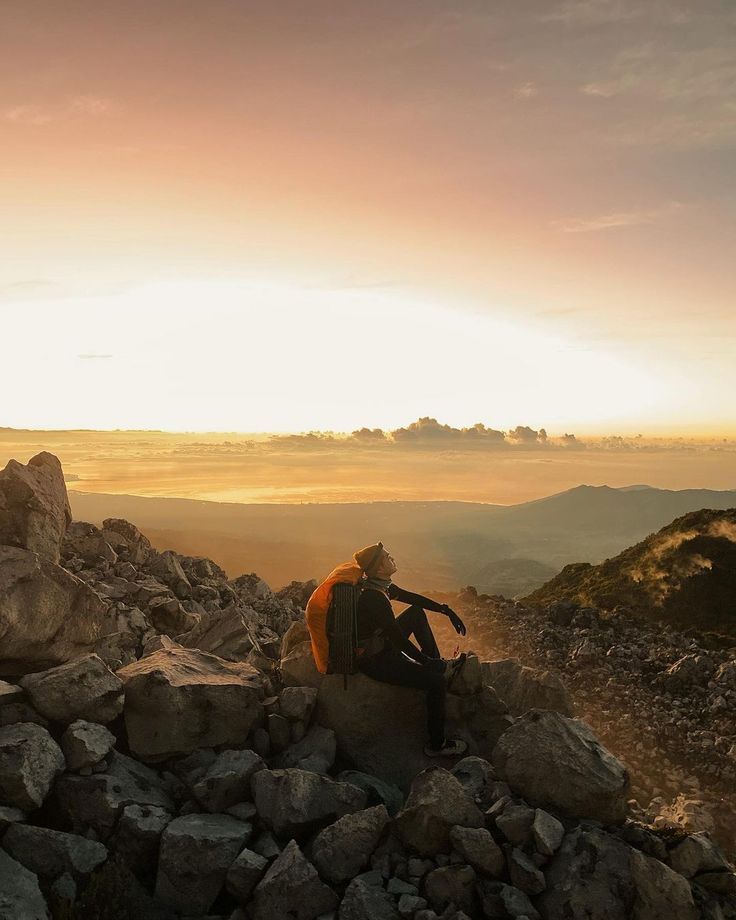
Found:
[2,0,735,434]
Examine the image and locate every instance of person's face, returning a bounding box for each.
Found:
[374,549,397,578]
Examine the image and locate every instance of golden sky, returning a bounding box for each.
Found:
[2,1,735,434]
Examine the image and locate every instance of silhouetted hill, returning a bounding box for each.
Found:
[523,507,736,635]
[69,485,736,596]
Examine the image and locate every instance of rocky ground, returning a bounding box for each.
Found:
[428,589,736,858]
[1,451,735,919]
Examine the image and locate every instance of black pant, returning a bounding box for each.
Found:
[357,605,446,749]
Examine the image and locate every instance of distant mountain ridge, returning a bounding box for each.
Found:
[69,483,736,596]
[523,507,736,636]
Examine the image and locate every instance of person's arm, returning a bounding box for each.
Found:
[388,582,447,613]
[361,590,428,663]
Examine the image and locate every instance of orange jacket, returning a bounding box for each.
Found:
[305,561,363,673]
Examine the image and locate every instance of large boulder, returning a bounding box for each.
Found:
[20,654,123,724]
[3,823,108,880]
[538,826,697,920]
[60,720,115,770]
[154,813,252,914]
[0,452,71,563]
[394,767,484,856]
[117,645,264,761]
[249,839,338,920]
[492,710,630,824]
[178,605,257,660]
[311,805,389,883]
[252,768,367,839]
[55,751,174,838]
[191,748,265,813]
[0,849,49,919]
[0,546,116,676]
[0,722,65,810]
[112,803,172,878]
[101,518,152,565]
[482,658,574,717]
[280,639,511,789]
[62,521,117,565]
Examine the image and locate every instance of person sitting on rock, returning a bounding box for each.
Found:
[352,541,469,757]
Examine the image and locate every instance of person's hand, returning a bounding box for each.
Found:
[443,605,466,636]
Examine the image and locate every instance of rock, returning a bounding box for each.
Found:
[659,654,715,691]
[249,839,338,920]
[280,686,318,723]
[281,642,511,789]
[694,870,736,896]
[191,748,264,813]
[252,768,366,839]
[275,725,336,774]
[3,823,108,880]
[394,767,484,856]
[147,596,198,635]
[55,751,174,838]
[146,550,191,598]
[424,865,477,914]
[101,518,152,564]
[268,713,291,753]
[311,805,389,883]
[0,722,65,810]
[538,826,697,920]
[112,804,172,877]
[482,658,574,717]
[492,710,630,824]
[252,830,281,860]
[178,605,255,661]
[495,803,535,846]
[20,654,124,724]
[449,825,504,876]
[0,680,24,707]
[0,700,47,728]
[0,452,71,563]
[532,808,564,856]
[117,645,263,761]
[450,653,483,696]
[226,847,268,903]
[337,771,404,816]
[668,832,730,878]
[0,804,25,829]
[0,848,49,920]
[48,873,76,917]
[450,756,496,809]
[339,876,400,920]
[397,894,427,917]
[154,813,252,914]
[508,847,546,894]
[62,521,117,565]
[61,720,115,770]
[479,880,540,919]
[0,546,116,676]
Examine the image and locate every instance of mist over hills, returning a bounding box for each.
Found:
[69,483,736,597]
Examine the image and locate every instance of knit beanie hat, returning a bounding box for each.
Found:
[353,541,385,575]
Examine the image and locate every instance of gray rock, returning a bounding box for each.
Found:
[492,710,630,825]
[249,839,338,920]
[479,880,541,919]
[280,686,318,722]
[20,654,123,725]
[252,768,366,839]
[61,720,115,770]
[0,848,49,920]
[0,722,65,810]
[146,550,191,599]
[275,725,336,774]
[0,680,24,707]
[112,804,172,876]
[101,518,152,565]
[482,658,574,717]
[3,823,108,880]
[424,865,477,914]
[62,521,117,566]
[397,894,428,917]
[268,713,291,753]
[0,452,71,563]
[339,877,400,920]
[117,645,263,761]
[55,751,173,838]
[191,748,264,813]
[226,847,268,903]
[154,813,252,914]
[450,755,496,809]
[508,847,546,895]
[387,878,417,895]
[395,767,484,857]
[495,804,536,846]
[449,825,504,876]
[252,830,281,859]
[48,872,76,916]
[0,700,47,728]
[668,832,730,878]
[0,546,116,677]
[0,804,26,829]
[337,771,404,816]
[532,808,564,856]
[311,805,389,883]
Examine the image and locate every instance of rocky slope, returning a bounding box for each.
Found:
[522,508,736,636]
[0,452,734,920]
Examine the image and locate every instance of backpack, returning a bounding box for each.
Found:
[305,562,363,683]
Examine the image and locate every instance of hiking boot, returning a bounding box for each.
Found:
[423,738,469,758]
[444,652,467,690]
